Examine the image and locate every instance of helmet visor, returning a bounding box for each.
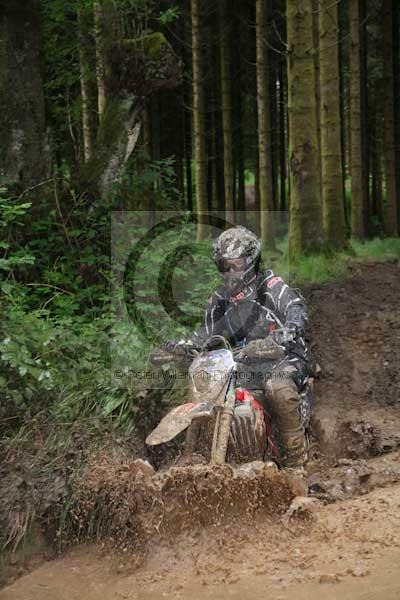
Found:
[219,257,247,273]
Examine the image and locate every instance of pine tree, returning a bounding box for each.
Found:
[256,0,275,251]
[312,0,322,199]
[382,0,398,236]
[286,0,323,255]
[94,0,107,120]
[77,4,97,162]
[0,0,49,189]
[318,0,346,247]
[232,5,245,219]
[191,0,208,240]
[394,0,400,230]
[219,0,235,225]
[349,0,366,238]
[278,60,287,214]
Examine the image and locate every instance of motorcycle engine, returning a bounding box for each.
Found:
[229,389,267,462]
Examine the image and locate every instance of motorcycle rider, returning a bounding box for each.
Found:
[166,226,312,468]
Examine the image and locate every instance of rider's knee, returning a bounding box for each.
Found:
[266,378,298,403]
[265,380,301,425]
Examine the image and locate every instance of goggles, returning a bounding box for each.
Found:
[219,257,247,273]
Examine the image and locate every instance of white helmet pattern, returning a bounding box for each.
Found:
[213,226,261,268]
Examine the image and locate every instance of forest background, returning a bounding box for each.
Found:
[1,0,400,552]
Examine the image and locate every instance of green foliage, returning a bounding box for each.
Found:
[350,238,400,262]
[126,32,165,58]
[274,237,400,286]
[158,6,180,25]
[120,152,182,209]
[0,175,219,439]
[244,169,255,185]
[0,182,111,432]
[0,300,110,420]
[0,189,36,277]
[287,253,349,285]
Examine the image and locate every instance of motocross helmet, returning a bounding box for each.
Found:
[213,226,261,293]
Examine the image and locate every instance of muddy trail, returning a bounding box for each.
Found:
[309,261,400,461]
[1,261,400,599]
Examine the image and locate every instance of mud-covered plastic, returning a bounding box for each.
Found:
[146,401,214,446]
[188,349,235,403]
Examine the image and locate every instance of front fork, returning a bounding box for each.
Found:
[210,373,236,465]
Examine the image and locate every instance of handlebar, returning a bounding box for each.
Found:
[149,342,199,365]
[150,328,296,366]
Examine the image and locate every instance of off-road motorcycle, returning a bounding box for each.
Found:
[146,330,313,467]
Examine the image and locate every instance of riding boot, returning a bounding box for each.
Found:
[265,381,308,468]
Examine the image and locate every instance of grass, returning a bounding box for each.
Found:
[265,236,400,286]
[350,237,400,262]
[287,253,349,285]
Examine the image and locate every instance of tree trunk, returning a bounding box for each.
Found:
[207,18,218,213]
[142,101,155,216]
[77,30,179,201]
[254,146,261,237]
[184,98,193,212]
[211,74,220,214]
[394,0,400,231]
[191,0,208,240]
[360,0,370,233]
[150,94,161,200]
[0,0,49,190]
[318,0,346,248]
[286,0,323,256]
[182,16,193,213]
[94,0,107,120]
[338,0,349,230]
[312,0,322,200]
[256,0,275,252]
[349,0,366,239]
[77,5,97,163]
[210,14,225,216]
[382,0,398,236]
[270,61,279,212]
[368,58,384,233]
[233,7,245,221]
[219,0,235,225]
[79,98,142,198]
[371,126,383,230]
[206,88,214,213]
[279,60,287,214]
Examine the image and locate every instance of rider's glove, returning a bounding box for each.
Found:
[285,304,306,339]
[161,340,179,353]
[160,340,193,356]
[271,326,297,347]
[285,323,304,339]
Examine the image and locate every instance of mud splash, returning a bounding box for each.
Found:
[66,458,296,549]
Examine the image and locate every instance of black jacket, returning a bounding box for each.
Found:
[192,269,308,354]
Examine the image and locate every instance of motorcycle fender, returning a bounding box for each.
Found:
[146,402,213,446]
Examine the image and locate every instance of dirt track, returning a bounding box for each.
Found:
[2,480,400,599]
[308,261,400,460]
[1,261,400,599]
